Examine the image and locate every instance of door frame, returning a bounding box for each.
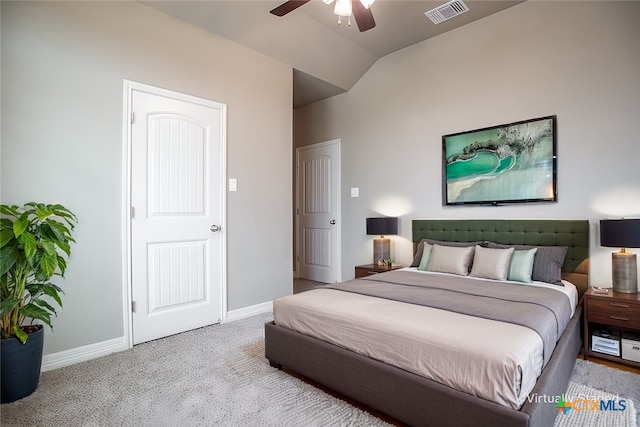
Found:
[121,80,227,349]
[295,139,342,283]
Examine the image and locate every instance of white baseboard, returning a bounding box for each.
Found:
[226,300,273,322]
[41,336,128,372]
[41,302,273,371]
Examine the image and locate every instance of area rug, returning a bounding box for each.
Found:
[1,313,637,427]
[554,382,636,427]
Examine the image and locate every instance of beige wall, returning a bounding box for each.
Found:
[1,1,293,355]
[295,1,640,284]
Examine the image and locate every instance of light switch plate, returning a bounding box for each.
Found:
[351,187,359,197]
[229,178,238,192]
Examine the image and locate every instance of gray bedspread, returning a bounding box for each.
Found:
[326,270,573,365]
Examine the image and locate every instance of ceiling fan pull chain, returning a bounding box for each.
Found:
[338,15,352,26]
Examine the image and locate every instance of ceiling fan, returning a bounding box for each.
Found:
[270,0,376,32]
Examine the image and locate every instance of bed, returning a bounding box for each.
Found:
[265,219,589,427]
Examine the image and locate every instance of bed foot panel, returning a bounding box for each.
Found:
[265,321,531,427]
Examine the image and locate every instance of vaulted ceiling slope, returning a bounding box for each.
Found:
[143,1,523,107]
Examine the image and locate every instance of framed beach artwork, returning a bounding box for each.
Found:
[442,115,557,206]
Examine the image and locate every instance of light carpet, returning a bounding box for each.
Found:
[1,312,638,427]
[555,382,636,427]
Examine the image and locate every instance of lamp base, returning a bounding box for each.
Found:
[612,251,638,293]
[373,238,390,265]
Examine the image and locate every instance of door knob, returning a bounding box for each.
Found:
[210,224,221,232]
[330,220,336,225]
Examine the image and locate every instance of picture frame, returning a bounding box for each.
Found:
[442,115,557,206]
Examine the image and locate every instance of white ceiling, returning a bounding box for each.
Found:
[143,0,524,107]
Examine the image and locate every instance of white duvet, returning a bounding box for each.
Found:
[273,269,577,409]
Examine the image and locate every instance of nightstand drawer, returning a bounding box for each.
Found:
[587,299,640,329]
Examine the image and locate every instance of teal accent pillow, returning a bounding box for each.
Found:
[508,248,538,283]
[417,243,433,271]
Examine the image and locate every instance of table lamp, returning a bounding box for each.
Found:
[366,217,398,265]
[600,218,640,293]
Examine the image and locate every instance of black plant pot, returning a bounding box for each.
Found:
[1,325,44,404]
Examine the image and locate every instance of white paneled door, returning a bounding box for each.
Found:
[297,140,341,283]
[129,86,226,345]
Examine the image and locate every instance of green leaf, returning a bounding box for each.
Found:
[38,222,56,241]
[56,256,67,276]
[0,205,20,217]
[13,213,29,238]
[1,217,15,229]
[33,298,57,315]
[44,282,63,293]
[49,205,78,227]
[39,251,58,279]
[48,220,71,241]
[0,297,20,317]
[19,231,37,260]
[0,228,14,248]
[39,284,64,307]
[41,239,57,256]
[55,239,71,257]
[35,204,53,222]
[14,326,28,344]
[20,304,52,328]
[25,283,45,297]
[0,244,18,277]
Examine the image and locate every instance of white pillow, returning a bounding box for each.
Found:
[427,244,475,276]
[469,245,514,281]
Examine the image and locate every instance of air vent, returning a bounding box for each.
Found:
[425,0,469,24]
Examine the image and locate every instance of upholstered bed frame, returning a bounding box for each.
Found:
[265,219,590,427]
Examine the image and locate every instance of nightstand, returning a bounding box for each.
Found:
[355,264,403,278]
[583,287,640,368]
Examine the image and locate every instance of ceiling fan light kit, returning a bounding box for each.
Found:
[334,0,353,26]
[324,0,375,9]
[270,0,377,32]
[334,0,352,17]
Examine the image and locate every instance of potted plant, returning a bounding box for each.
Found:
[0,202,77,403]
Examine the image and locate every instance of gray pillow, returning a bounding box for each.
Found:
[411,239,484,267]
[469,245,514,281]
[486,242,568,285]
[508,248,538,283]
[427,244,475,276]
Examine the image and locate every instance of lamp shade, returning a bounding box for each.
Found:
[366,217,398,236]
[600,219,640,248]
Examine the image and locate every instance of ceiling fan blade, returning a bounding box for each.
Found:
[352,0,376,32]
[270,0,311,17]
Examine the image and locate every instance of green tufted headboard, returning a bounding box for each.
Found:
[412,219,590,297]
